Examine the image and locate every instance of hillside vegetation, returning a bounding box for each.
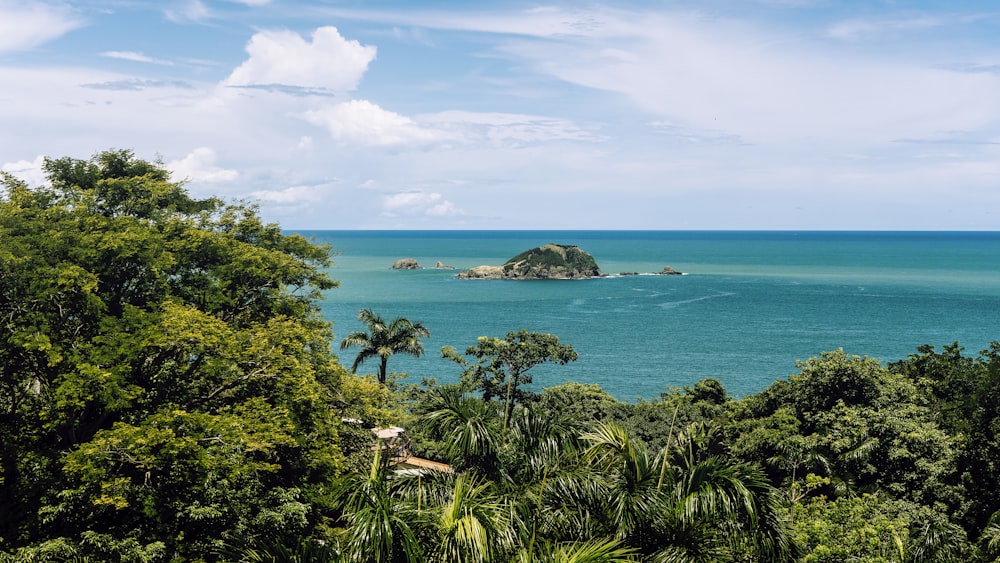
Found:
[2,151,999,562]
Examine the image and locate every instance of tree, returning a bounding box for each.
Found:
[422,385,503,477]
[340,308,431,385]
[790,493,971,562]
[443,330,577,428]
[579,421,793,561]
[0,150,365,560]
[333,445,422,563]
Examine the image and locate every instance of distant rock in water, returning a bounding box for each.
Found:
[659,265,683,275]
[435,261,455,270]
[458,244,603,280]
[392,258,422,270]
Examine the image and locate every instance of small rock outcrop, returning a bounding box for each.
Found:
[659,265,683,275]
[435,261,455,270]
[392,258,422,270]
[458,244,602,280]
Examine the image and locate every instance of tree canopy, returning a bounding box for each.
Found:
[0,150,383,560]
[444,329,578,429]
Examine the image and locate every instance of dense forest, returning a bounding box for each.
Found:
[2,151,999,562]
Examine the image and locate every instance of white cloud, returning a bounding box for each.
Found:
[427,200,462,216]
[1,155,46,186]
[167,148,238,183]
[100,51,174,65]
[422,110,604,145]
[826,16,948,43]
[224,27,376,92]
[487,9,1000,148]
[320,5,627,40]
[303,100,442,146]
[0,1,84,53]
[383,190,442,210]
[164,0,211,24]
[251,184,325,203]
[382,189,463,216]
[302,105,599,149]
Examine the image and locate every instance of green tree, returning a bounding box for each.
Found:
[444,330,577,428]
[579,421,792,561]
[730,350,965,510]
[791,493,970,562]
[340,308,431,385]
[427,472,518,563]
[333,445,422,563]
[891,342,1000,536]
[515,539,637,563]
[422,385,503,477]
[0,150,363,560]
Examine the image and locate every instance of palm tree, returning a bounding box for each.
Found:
[333,445,422,563]
[581,422,664,550]
[980,509,1000,560]
[422,386,502,478]
[390,467,519,563]
[515,538,637,562]
[340,308,430,384]
[433,473,519,562]
[581,421,794,562]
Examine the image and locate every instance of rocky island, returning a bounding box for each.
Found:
[457,244,603,280]
[391,258,422,270]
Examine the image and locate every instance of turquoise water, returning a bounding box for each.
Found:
[298,231,1000,400]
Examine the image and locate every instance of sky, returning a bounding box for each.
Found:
[1,1,999,230]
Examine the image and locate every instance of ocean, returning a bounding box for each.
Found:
[296,231,1000,401]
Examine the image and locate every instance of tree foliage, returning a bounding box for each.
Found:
[340,308,431,384]
[4,152,1000,561]
[444,330,578,428]
[0,150,372,560]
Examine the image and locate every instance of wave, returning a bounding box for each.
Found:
[657,291,736,309]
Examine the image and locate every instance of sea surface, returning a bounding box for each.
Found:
[296,231,1000,401]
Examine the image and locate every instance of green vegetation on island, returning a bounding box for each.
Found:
[2,150,1000,562]
[458,243,603,279]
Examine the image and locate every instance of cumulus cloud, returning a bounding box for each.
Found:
[383,190,441,210]
[0,1,84,53]
[251,184,325,203]
[166,148,238,183]
[303,100,442,146]
[383,189,462,216]
[1,155,46,186]
[224,27,376,92]
[427,200,462,216]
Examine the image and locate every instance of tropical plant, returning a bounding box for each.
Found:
[0,150,351,559]
[443,330,577,428]
[341,308,431,384]
[333,445,422,563]
[421,385,503,478]
[429,473,519,562]
[580,421,794,561]
[515,538,637,563]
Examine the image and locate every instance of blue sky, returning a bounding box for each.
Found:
[2,1,999,229]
